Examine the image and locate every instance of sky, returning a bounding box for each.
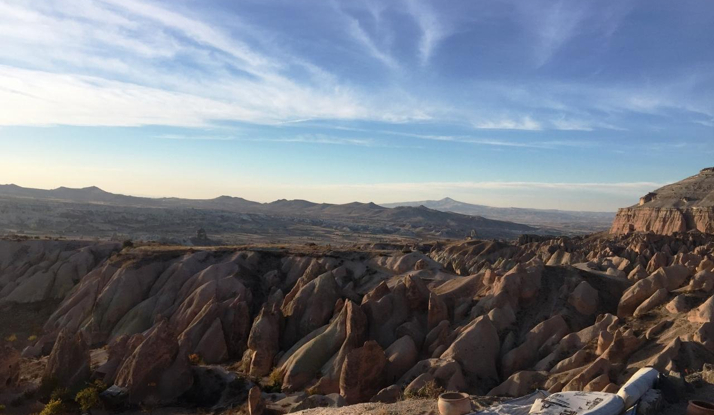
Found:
[0,0,712,211]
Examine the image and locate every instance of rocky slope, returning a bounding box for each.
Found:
[1,233,714,414]
[611,168,714,235]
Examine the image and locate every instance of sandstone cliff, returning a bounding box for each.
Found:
[611,167,714,235]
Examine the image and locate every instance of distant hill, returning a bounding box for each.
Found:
[382,197,615,234]
[0,184,540,241]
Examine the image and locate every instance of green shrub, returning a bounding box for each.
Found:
[39,399,64,415]
[5,334,17,342]
[75,386,100,412]
[28,334,38,342]
[50,387,70,402]
[262,368,283,393]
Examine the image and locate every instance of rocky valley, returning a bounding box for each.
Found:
[2,230,714,415]
[2,169,714,415]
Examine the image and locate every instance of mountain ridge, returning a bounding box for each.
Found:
[0,184,539,241]
[382,197,615,233]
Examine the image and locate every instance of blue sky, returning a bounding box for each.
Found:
[0,0,712,211]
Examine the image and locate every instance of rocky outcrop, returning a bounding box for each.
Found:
[340,340,387,404]
[6,231,714,406]
[43,329,91,389]
[611,168,714,235]
[0,343,20,390]
[114,320,193,404]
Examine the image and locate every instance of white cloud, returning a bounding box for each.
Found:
[405,0,450,66]
[472,116,542,131]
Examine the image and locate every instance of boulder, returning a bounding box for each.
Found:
[583,373,611,392]
[282,271,340,349]
[247,304,282,377]
[428,293,448,331]
[501,315,569,378]
[487,371,547,397]
[290,394,345,412]
[550,349,593,374]
[385,335,418,384]
[43,329,91,390]
[248,386,264,415]
[310,300,367,394]
[633,288,668,317]
[280,301,353,392]
[441,316,500,384]
[618,265,690,317]
[648,337,681,372]
[0,343,20,389]
[666,295,689,314]
[628,265,649,281]
[487,305,516,332]
[114,320,193,404]
[694,323,714,352]
[568,281,599,315]
[689,296,714,323]
[647,252,668,274]
[690,270,714,293]
[340,340,387,404]
[371,385,402,403]
[398,358,466,393]
[561,357,611,392]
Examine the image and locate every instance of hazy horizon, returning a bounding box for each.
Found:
[1,0,712,211]
[0,179,660,212]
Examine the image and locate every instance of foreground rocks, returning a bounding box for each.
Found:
[1,231,714,411]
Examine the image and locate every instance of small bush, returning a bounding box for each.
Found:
[75,385,101,412]
[0,404,6,412]
[188,353,202,365]
[404,380,443,400]
[39,399,64,415]
[262,368,283,393]
[50,387,71,402]
[122,239,134,249]
[28,334,38,342]
[5,334,17,342]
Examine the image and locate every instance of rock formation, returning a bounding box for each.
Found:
[611,168,714,235]
[3,230,714,408]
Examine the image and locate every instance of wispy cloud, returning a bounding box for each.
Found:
[155,132,381,147]
[405,0,450,66]
[472,116,542,131]
[334,2,399,69]
[0,0,709,134]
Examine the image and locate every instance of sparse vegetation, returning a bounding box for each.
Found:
[39,399,65,415]
[28,334,38,342]
[262,367,283,393]
[403,380,443,400]
[188,353,202,365]
[5,333,17,342]
[50,387,71,402]
[122,239,134,249]
[75,381,105,413]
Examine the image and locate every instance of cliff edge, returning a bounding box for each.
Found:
[611,167,714,235]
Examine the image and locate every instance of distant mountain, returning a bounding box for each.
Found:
[0,184,540,241]
[382,197,615,234]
